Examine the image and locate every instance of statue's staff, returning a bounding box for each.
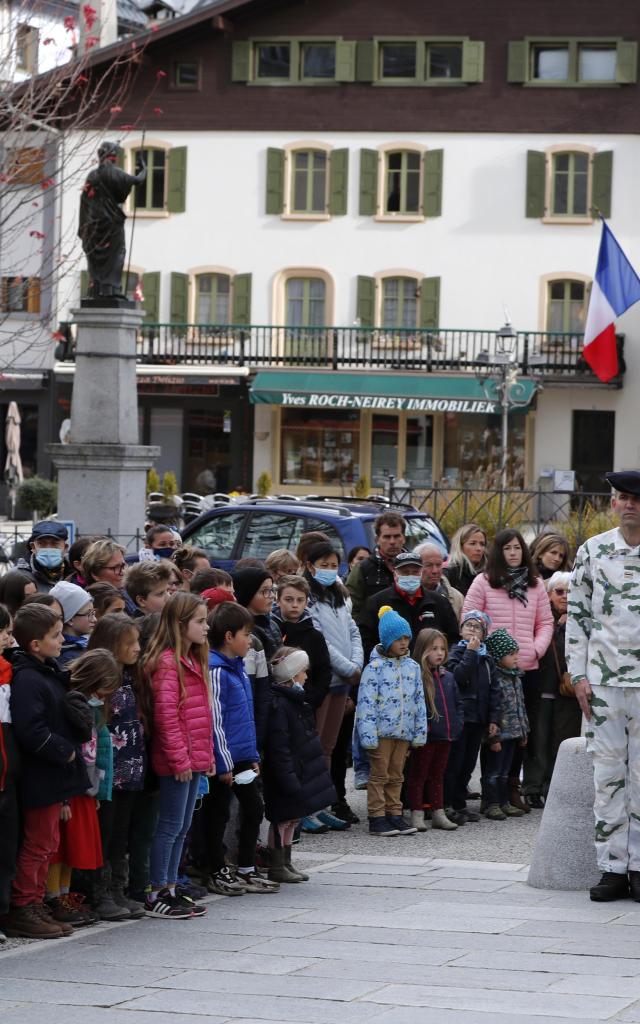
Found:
[125,127,146,295]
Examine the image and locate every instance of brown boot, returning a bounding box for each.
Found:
[508,777,531,814]
[37,903,74,935]
[1,903,64,939]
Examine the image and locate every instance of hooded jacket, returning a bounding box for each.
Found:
[272,610,332,710]
[150,649,214,776]
[15,553,66,593]
[307,590,363,693]
[426,666,464,742]
[209,648,259,773]
[447,642,502,726]
[356,646,428,750]
[493,667,529,742]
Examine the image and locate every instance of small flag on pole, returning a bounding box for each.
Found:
[583,220,640,382]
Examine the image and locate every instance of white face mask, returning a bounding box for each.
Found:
[396,575,421,594]
[291,682,305,693]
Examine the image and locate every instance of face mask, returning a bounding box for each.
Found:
[314,568,338,587]
[154,547,174,560]
[396,575,421,594]
[291,682,305,693]
[35,548,63,569]
[88,696,104,707]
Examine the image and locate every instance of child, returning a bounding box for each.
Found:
[408,629,463,832]
[87,582,126,619]
[172,546,211,590]
[125,561,172,616]
[191,568,234,595]
[205,602,279,895]
[482,629,529,820]
[164,562,183,596]
[356,606,427,837]
[0,570,37,617]
[265,549,301,583]
[0,605,17,942]
[50,581,96,665]
[45,649,121,928]
[263,647,336,883]
[445,610,501,825]
[2,605,90,939]
[273,576,331,713]
[142,593,213,920]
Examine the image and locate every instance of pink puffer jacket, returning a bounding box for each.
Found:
[462,574,554,671]
[150,650,214,776]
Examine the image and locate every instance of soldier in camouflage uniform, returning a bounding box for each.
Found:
[567,471,640,902]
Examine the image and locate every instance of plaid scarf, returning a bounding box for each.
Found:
[504,567,529,606]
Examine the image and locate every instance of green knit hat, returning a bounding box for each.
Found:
[486,628,519,662]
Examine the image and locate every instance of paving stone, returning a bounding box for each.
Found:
[6,1008,229,1024]
[424,876,514,892]
[150,968,384,1001]
[0,960,179,986]
[120,989,389,1022]
[369,1010,600,1024]
[301,925,552,953]
[296,958,562,991]
[423,866,530,882]
[321,862,430,876]
[313,872,436,889]
[409,896,624,923]
[506,919,640,941]
[427,859,525,870]
[249,937,458,965]
[452,949,640,977]
[548,975,640,998]
[0,978,154,1007]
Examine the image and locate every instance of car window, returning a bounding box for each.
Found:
[188,512,245,559]
[404,515,448,554]
[241,512,301,560]
[296,516,346,561]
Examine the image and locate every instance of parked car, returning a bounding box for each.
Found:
[181,496,448,573]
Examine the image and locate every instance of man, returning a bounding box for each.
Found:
[567,471,640,902]
[415,541,464,621]
[347,512,407,617]
[16,522,68,592]
[358,551,459,662]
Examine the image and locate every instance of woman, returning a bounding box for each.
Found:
[529,533,570,580]
[463,528,554,811]
[444,524,487,596]
[171,547,210,590]
[82,540,135,616]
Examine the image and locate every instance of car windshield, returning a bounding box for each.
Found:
[363,515,447,555]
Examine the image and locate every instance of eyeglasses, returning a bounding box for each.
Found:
[104,562,125,574]
[462,623,484,633]
[73,609,97,620]
[258,587,276,597]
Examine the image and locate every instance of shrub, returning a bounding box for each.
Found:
[146,468,161,496]
[18,476,58,517]
[257,471,272,497]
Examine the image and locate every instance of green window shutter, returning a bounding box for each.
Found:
[419,277,440,330]
[265,147,285,215]
[115,149,124,170]
[232,40,251,82]
[356,40,375,82]
[359,149,378,216]
[592,151,613,218]
[335,39,356,82]
[507,40,527,83]
[167,147,187,213]
[80,269,89,299]
[461,40,484,83]
[142,271,160,322]
[329,148,349,215]
[423,149,443,217]
[616,41,637,84]
[170,272,189,323]
[356,276,375,328]
[525,150,546,218]
[232,273,252,324]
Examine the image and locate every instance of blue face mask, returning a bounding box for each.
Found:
[154,547,175,560]
[396,575,421,594]
[35,547,63,569]
[88,696,104,707]
[314,568,338,587]
[291,682,305,693]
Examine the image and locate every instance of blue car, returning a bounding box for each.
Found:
[181,497,448,573]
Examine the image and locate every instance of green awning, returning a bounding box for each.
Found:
[249,371,537,414]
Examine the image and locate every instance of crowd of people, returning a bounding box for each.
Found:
[0,509,585,940]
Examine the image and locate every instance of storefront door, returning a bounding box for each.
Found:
[571,410,615,493]
[185,407,234,493]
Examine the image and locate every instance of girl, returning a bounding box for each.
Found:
[87,615,146,920]
[45,649,121,927]
[87,582,126,619]
[444,524,488,596]
[0,571,36,617]
[163,561,183,596]
[142,593,213,920]
[0,604,17,942]
[528,533,571,580]
[263,647,336,883]
[463,529,553,812]
[172,547,211,591]
[409,629,463,832]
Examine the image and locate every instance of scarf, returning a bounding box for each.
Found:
[458,638,487,657]
[504,566,529,605]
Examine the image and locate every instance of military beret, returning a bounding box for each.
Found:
[605,471,640,497]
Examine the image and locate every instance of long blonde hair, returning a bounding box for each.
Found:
[413,628,448,719]
[447,523,487,576]
[141,592,209,706]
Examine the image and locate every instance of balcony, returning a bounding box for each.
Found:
[57,324,625,386]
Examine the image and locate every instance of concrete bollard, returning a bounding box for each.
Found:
[527,736,600,890]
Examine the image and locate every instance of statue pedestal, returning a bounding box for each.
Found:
[48,306,159,539]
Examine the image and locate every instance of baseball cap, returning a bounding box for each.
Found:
[394,551,422,570]
[30,521,68,542]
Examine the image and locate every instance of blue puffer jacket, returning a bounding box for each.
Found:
[209,650,259,773]
[427,667,464,742]
[447,642,502,726]
[356,646,427,750]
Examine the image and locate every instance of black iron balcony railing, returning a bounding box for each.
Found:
[56,324,625,385]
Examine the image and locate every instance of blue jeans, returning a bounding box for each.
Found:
[150,773,201,889]
[483,740,517,806]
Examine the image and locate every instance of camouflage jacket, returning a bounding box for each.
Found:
[566,527,640,687]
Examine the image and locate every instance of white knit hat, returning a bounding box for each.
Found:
[49,581,92,624]
[271,649,309,683]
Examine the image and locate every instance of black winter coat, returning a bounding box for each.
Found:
[272,611,331,711]
[447,643,502,726]
[252,614,282,662]
[262,685,336,823]
[9,650,90,808]
[443,561,481,597]
[359,586,460,662]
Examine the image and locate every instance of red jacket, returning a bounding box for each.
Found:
[462,574,554,671]
[150,649,214,776]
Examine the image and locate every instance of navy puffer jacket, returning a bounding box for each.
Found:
[447,642,502,726]
[427,667,465,742]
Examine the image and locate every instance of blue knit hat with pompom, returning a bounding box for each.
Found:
[378,605,412,651]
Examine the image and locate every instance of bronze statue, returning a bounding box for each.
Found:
[78,142,146,301]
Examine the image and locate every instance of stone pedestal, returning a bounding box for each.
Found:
[527,737,600,891]
[47,306,159,539]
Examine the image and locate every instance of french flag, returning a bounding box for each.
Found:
[583,220,640,382]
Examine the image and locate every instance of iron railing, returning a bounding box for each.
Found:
[57,323,625,385]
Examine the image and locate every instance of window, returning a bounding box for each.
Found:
[300,42,335,80]
[405,415,433,487]
[426,42,463,79]
[547,280,588,333]
[551,152,589,216]
[195,273,231,323]
[134,148,166,210]
[355,37,483,85]
[280,408,360,486]
[1,276,40,314]
[508,38,637,86]
[443,412,526,488]
[382,278,418,329]
[6,146,45,186]
[525,148,611,221]
[291,150,327,213]
[385,151,421,214]
[187,512,245,560]
[371,415,399,485]
[286,278,326,326]
[256,42,290,79]
[380,42,416,79]
[16,23,38,73]
[173,61,200,89]
[129,146,187,214]
[359,148,443,220]
[232,38,355,85]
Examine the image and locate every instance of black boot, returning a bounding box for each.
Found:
[629,871,640,901]
[590,871,629,902]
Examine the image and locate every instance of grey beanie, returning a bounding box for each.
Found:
[50,581,92,624]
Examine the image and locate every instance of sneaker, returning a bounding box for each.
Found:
[1,903,64,939]
[353,772,369,791]
[332,800,360,824]
[206,866,246,896]
[173,888,207,917]
[316,809,351,831]
[485,804,507,821]
[236,871,280,894]
[369,816,399,836]
[386,814,417,835]
[144,888,193,919]
[501,803,525,818]
[590,872,630,902]
[300,815,330,834]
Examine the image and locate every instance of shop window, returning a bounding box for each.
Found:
[405,414,433,487]
[291,150,327,214]
[525,148,611,221]
[280,408,359,486]
[508,38,637,86]
[443,412,526,489]
[195,273,231,323]
[131,146,187,214]
[546,279,588,333]
[371,415,399,486]
[1,276,40,313]
[381,277,419,329]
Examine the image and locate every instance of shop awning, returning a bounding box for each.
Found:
[249,371,537,414]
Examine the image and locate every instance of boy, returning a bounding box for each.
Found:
[124,561,172,616]
[483,629,529,821]
[191,568,234,595]
[356,606,427,837]
[50,581,96,666]
[1,605,90,938]
[273,575,331,712]
[205,602,279,895]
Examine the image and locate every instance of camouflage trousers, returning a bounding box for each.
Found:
[585,685,640,873]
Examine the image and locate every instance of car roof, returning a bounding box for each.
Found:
[200,496,431,520]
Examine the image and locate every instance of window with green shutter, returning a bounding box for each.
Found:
[142,272,160,321]
[547,279,588,333]
[133,147,166,211]
[508,38,636,86]
[233,38,355,85]
[551,152,589,216]
[381,277,418,329]
[385,151,421,214]
[290,150,327,214]
[170,272,189,324]
[526,148,613,221]
[195,273,230,323]
[286,278,326,326]
[365,37,484,85]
